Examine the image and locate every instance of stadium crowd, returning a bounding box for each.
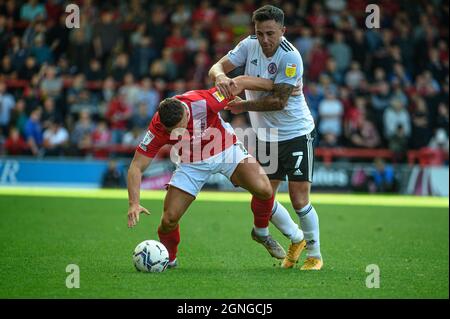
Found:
[0,0,448,163]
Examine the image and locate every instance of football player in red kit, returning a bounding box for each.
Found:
[127,75,285,268]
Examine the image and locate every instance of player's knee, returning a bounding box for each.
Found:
[160,213,179,232]
[290,189,310,210]
[253,179,273,200]
[291,195,310,211]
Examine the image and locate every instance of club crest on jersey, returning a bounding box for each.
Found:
[139,130,154,151]
[212,90,225,102]
[285,63,297,78]
[268,62,277,74]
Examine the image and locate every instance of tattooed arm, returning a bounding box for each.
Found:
[225,83,294,114]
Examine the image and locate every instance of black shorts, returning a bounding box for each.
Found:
[256,129,316,182]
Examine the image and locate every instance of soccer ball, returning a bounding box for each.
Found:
[133,240,169,273]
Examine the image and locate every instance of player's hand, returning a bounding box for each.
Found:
[127,204,150,228]
[215,74,237,99]
[291,83,302,96]
[225,96,245,114]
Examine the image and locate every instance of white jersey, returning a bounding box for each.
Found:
[227,35,315,142]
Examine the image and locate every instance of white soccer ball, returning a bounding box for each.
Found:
[133,240,169,273]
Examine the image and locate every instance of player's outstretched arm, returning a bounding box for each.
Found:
[231,75,274,95]
[127,151,152,228]
[209,56,238,99]
[226,83,295,114]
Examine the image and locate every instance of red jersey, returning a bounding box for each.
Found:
[137,88,237,163]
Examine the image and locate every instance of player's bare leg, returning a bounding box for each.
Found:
[289,181,323,270]
[231,158,286,259]
[158,185,195,268]
[268,180,307,268]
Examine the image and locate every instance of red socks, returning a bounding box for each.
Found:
[158,224,180,262]
[251,194,274,228]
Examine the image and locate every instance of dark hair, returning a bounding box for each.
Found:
[252,5,284,26]
[158,98,185,128]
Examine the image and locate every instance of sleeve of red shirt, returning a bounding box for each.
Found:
[206,87,233,113]
[136,116,169,158]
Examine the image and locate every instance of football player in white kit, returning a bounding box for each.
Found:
[209,5,323,270]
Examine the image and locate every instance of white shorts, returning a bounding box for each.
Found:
[168,143,252,197]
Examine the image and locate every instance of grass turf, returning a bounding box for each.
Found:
[0,189,448,298]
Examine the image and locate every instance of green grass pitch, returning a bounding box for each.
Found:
[0,188,448,298]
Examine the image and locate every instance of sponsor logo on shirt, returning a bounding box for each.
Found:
[139,130,155,151]
[251,59,258,66]
[285,63,297,78]
[212,90,225,102]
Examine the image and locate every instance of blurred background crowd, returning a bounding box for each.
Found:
[0,0,448,163]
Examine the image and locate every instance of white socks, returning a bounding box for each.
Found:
[295,202,321,258]
[253,226,269,237]
[270,201,304,243]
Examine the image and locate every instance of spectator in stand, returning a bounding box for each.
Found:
[24,107,43,156]
[149,48,178,81]
[91,120,111,159]
[170,3,191,27]
[368,157,396,193]
[105,92,132,145]
[4,127,28,155]
[435,102,449,134]
[119,73,141,113]
[1,55,15,79]
[389,62,412,88]
[46,12,70,62]
[328,31,352,76]
[0,80,15,135]
[307,39,329,81]
[293,27,315,67]
[167,79,187,98]
[131,103,152,131]
[18,56,39,81]
[101,160,125,188]
[111,53,130,83]
[323,57,343,85]
[304,82,323,123]
[69,89,98,118]
[41,97,62,129]
[31,35,54,66]
[68,24,91,73]
[9,99,28,136]
[192,0,218,28]
[410,96,433,149]
[388,125,409,163]
[345,61,365,90]
[42,119,69,156]
[71,109,95,155]
[227,3,251,38]
[371,81,392,130]
[20,0,47,22]
[85,58,105,82]
[40,65,63,102]
[137,77,160,118]
[122,126,144,148]
[428,128,449,158]
[383,98,411,140]
[93,10,122,67]
[165,26,187,67]
[147,5,169,54]
[100,76,116,107]
[347,112,381,149]
[131,36,158,79]
[318,90,344,143]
